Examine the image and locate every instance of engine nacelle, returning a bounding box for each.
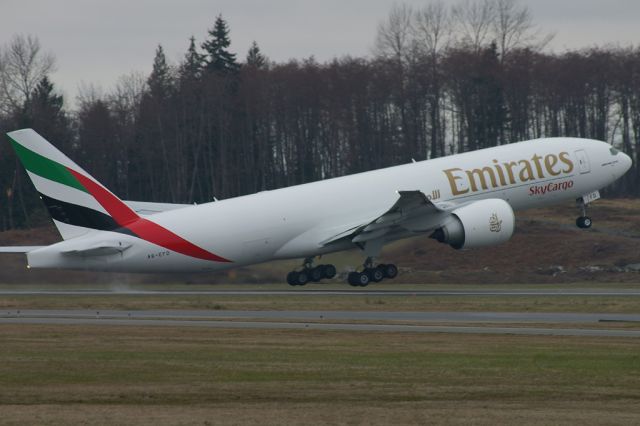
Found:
[431,199,515,250]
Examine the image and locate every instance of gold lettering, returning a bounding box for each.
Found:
[559,152,574,173]
[544,154,561,176]
[492,159,507,186]
[503,161,518,184]
[531,154,544,179]
[443,168,469,195]
[445,152,573,195]
[518,159,535,182]
[465,167,497,192]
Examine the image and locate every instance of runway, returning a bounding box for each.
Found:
[1,289,640,296]
[2,309,639,337]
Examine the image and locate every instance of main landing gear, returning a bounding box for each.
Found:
[286,257,337,286]
[576,198,593,229]
[285,256,399,287]
[347,257,398,287]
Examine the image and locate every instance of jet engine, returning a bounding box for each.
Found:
[431,199,515,249]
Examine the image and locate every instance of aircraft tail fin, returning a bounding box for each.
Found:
[7,129,140,240]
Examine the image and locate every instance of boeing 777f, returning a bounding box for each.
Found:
[0,129,632,286]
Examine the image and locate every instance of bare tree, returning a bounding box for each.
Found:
[413,1,452,57]
[412,1,452,158]
[492,0,553,60]
[0,34,55,113]
[451,0,495,52]
[374,3,414,62]
[108,72,146,118]
[75,81,105,113]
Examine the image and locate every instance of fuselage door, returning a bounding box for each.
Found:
[574,149,591,174]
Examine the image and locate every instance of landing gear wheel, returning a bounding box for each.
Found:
[346,260,398,286]
[348,272,369,287]
[296,270,309,286]
[576,216,592,229]
[382,264,398,279]
[367,267,384,283]
[323,264,337,279]
[575,197,593,230]
[286,257,338,286]
[347,272,360,287]
[287,271,299,286]
[310,266,324,282]
[356,272,370,286]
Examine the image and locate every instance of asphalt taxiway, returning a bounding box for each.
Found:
[1,309,639,337]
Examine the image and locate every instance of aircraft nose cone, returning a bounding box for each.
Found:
[621,151,633,174]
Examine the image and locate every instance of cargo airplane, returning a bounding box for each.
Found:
[0,129,632,286]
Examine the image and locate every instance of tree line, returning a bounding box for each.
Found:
[1,0,639,231]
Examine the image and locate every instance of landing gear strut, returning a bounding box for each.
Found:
[576,198,593,229]
[347,257,398,287]
[286,257,337,286]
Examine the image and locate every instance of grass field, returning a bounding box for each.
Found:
[1,285,640,425]
[0,325,639,425]
[2,288,640,313]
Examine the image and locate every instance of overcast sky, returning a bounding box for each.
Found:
[1,0,639,107]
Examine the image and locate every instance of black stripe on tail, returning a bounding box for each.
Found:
[39,192,121,232]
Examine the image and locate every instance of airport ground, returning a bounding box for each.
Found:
[0,284,639,425]
[2,200,640,424]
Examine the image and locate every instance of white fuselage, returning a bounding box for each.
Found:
[27,137,631,272]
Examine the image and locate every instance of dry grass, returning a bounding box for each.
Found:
[1,292,640,313]
[0,325,639,425]
[2,401,640,426]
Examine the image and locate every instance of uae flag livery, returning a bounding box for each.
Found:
[8,130,230,263]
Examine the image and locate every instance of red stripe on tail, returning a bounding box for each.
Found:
[67,168,231,263]
[68,169,138,225]
[127,218,231,262]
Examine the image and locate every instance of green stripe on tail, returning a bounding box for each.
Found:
[8,136,87,193]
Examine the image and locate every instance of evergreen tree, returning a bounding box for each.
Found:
[28,76,65,123]
[147,44,173,99]
[23,76,71,150]
[246,41,267,69]
[77,99,117,185]
[31,77,64,112]
[179,36,204,83]
[201,15,239,74]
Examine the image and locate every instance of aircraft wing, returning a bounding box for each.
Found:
[124,200,192,216]
[321,190,455,246]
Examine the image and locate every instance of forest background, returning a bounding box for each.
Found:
[1,0,639,231]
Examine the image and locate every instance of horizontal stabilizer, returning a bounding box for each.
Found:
[61,241,132,257]
[0,246,44,253]
[124,200,192,216]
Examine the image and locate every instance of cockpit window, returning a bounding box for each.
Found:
[610,147,620,155]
